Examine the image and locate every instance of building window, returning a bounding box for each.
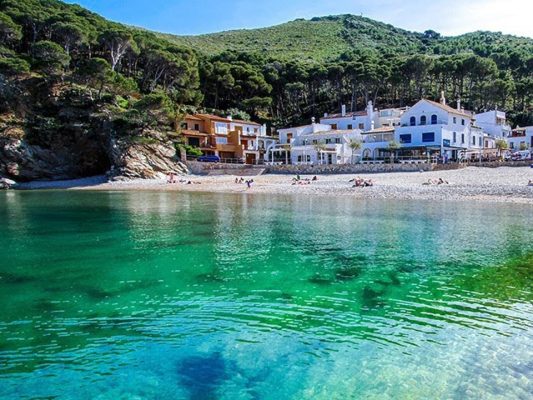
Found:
[194,124,199,131]
[510,142,514,149]
[461,119,465,126]
[472,136,476,145]
[331,124,337,130]
[453,117,457,124]
[410,116,416,126]
[181,122,187,129]
[422,132,435,142]
[400,134,412,144]
[358,123,364,129]
[453,132,457,142]
[420,115,427,125]
[347,124,353,130]
[216,137,228,144]
[325,139,332,144]
[312,140,318,145]
[335,138,341,144]
[431,114,437,125]
[286,133,293,144]
[188,137,200,147]
[461,134,465,144]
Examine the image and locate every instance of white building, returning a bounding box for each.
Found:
[392,95,475,161]
[507,127,533,151]
[272,121,363,165]
[320,102,406,132]
[290,129,364,165]
[474,110,512,138]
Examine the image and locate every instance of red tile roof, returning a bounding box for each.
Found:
[232,119,261,126]
[184,115,202,121]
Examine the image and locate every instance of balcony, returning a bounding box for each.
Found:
[364,134,394,143]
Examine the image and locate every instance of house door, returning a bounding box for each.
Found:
[327,154,333,164]
[246,153,256,165]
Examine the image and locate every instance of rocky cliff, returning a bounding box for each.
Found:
[0,75,189,184]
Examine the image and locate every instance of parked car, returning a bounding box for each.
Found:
[197,155,220,163]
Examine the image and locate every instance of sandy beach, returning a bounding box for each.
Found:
[13,166,533,204]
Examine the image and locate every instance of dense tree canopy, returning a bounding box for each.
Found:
[0,0,531,131]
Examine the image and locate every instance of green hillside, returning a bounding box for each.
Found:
[1,0,532,140]
[160,15,533,63]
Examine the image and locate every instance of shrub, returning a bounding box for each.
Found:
[31,41,70,74]
[0,57,30,75]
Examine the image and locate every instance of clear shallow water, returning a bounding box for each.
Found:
[0,191,532,400]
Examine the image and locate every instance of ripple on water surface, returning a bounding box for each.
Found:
[0,191,532,399]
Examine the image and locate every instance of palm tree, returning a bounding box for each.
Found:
[348,139,362,164]
[495,139,508,159]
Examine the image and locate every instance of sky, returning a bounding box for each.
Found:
[64,0,533,38]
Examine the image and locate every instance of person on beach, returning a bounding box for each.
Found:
[312,176,318,181]
[528,180,533,186]
[235,177,239,184]
[438,178,449,185]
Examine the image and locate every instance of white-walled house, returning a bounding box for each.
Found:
[393,96,474,161]
[271,122,332,164]
[507,127,533,151]
[474,110,512,138]
[320,102,406,132]
[320,104,370,130]
[272,121,364,165]
[277,122,332,145]
[290,129,364,165]
[360,127,395,160]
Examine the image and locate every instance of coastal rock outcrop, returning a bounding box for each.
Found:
[0,176,16,189]
[0,76,189,182]
[107,137,189,180]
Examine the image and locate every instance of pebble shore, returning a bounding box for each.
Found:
[15,167,533,204]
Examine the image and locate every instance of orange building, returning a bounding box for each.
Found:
[180,114,267,163]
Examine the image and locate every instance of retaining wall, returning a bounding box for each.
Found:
[264,163,464,175]
[187,161,265,176]
[466,160,532,168]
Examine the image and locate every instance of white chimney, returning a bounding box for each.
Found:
[341,104,346,117]
[311,117,316,124]
[324,113,328,118]
[440,91,446,105]
[456,98,461,111]
[227,115,233,121]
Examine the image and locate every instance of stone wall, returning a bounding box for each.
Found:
[465,160,532,168]
[264,163,460,175]
[187,161,266,176]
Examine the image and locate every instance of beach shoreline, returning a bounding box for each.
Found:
[11,166,533,204]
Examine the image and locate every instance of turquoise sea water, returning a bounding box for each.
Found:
[0,191,532,399]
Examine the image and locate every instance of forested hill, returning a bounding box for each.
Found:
[161,15,533,63]
[0,0,532,146]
